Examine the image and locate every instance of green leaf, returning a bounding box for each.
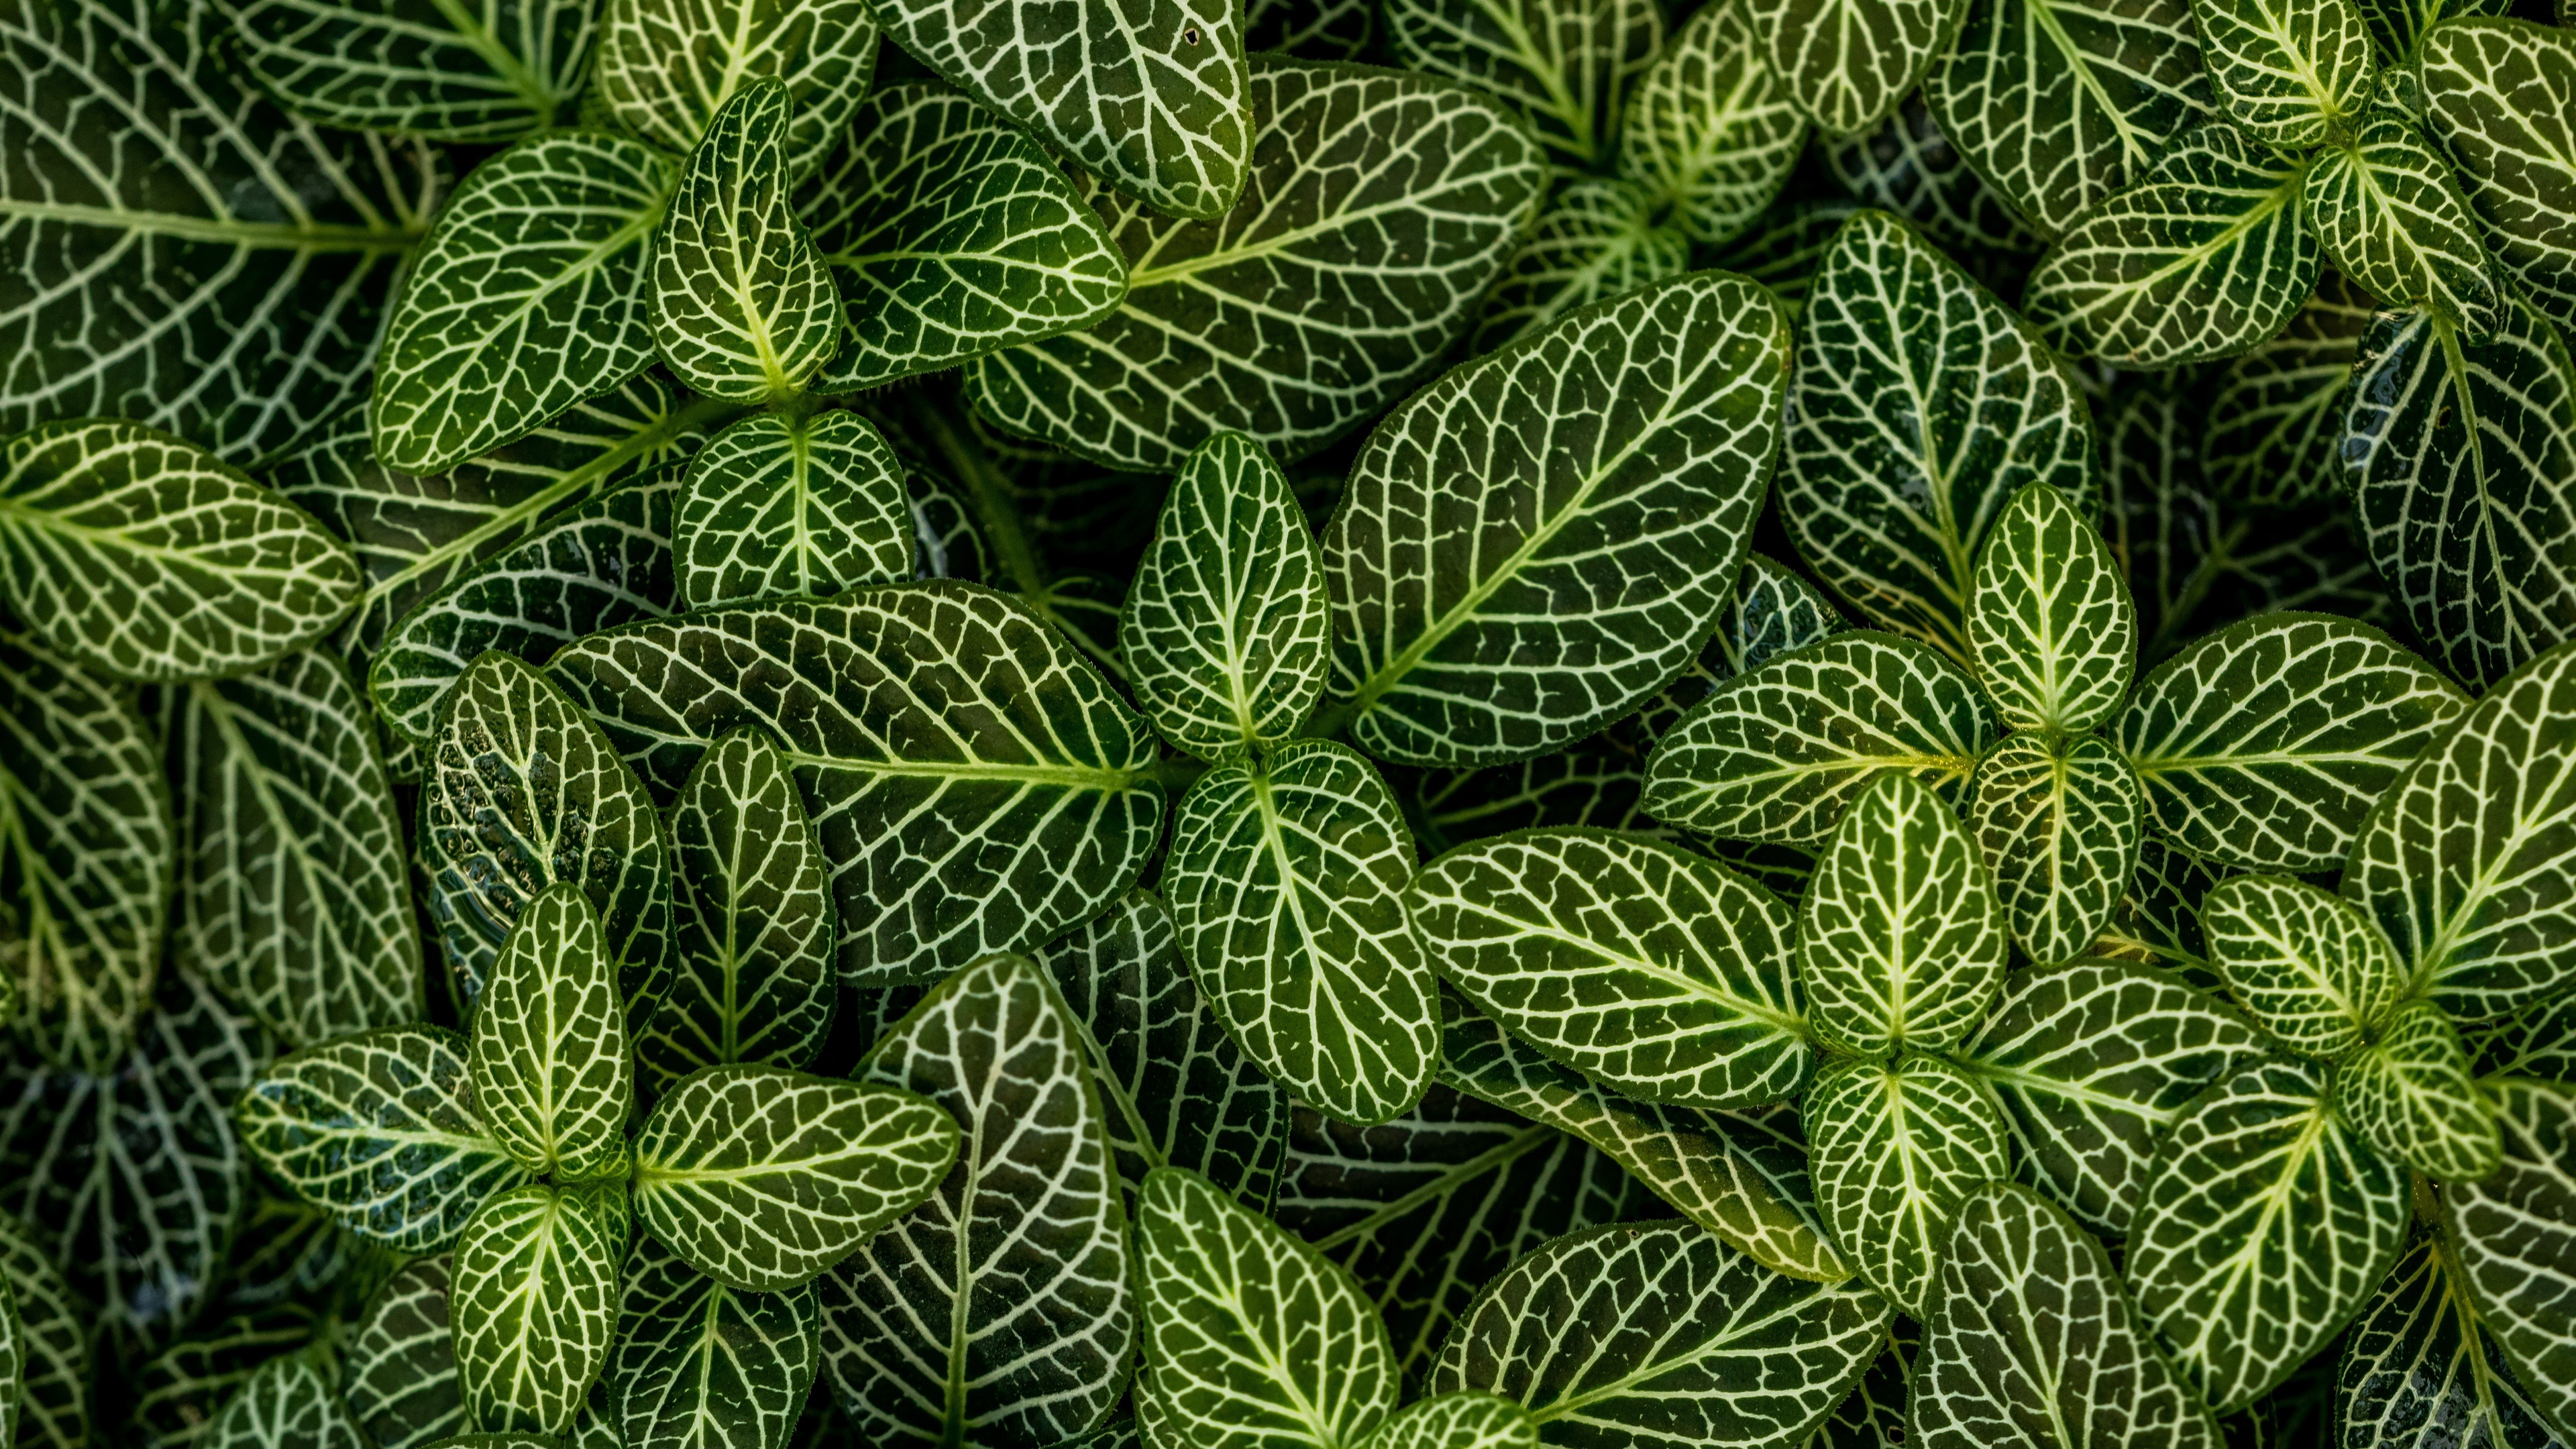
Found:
[1405,739,1661,857]
[2437,1077,2576,1442]
[2125,1057,2410,1413]
[1385,0,1662,169]
[593,0,875,173]
[1410,828,1807,1110]
[2023,123,2320,367]
[1923,0,2214,237]
[1969,735,2145,969]
[546,582,1164,985]
[420,651,673,1019]
[2114,614,2467,873]
[1807,1053,2015,1319]
[2338,1230,2562,1449]
[345,1257,468,1449]
[227,0,591,139]
[1248,0,1373,57]
[2421,18,2576,331]
[1167,739,1435,1125]
[468,883,631,1182]
[1466,178,1691,356]
[608,1234,819,1449]
[1427,1220,1892,1449]
[1438,1009,1849,1281]
[0,631,172,1073]
[821,955,1130,1445]
[1970,482,2136,735]
[677,411,911,610]
[2345,641,2576,1020]
[1777,211,2097,661]
[1358,1394,1538,1449]
[2191,0,2377,144]
[372,131,679,476]
[2471,987,2576,1083]
[127,1311,325,1449]
[2300,109,2498,333]
[2202,873,2406,1057]
[802,85,1126,392]
[1703,197,1861,313]
[1914,1181,2221,1449]
[237,1025,529,1252]
[1618,0,1808,246]
[2355,0,2511,64]
[1803,773,2005,1055]
[651,79,839,400]
[2340,998,2503,1179]
[1822,94,2045,259]
[1957,959,2263,1235]
[0,0,437,460]
[0,421,360,682]
[1122,432,1330,762]
[1760,0,1960,135]
[0,1214,87,1449]
[2345,299,2576,693]
[203,1352,366,1449]
[2205,272,2375,508]
[965,57,1544,472]
[1643,632,1999,845]
[452,1181,628,1435]
[1322,271,1786,765]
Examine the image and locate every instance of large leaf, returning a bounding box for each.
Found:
[965,57,1544,472]
[0,0,437,460]
[2345,641,2576,1020]
[1970,482,2135,735]
[1320,271,1787,765]
[2204,272,2375,507]
[1411,828,1807,1110]
[1758,0,1960,136]
[2114,614,2467,873]
[2125,1057,2410,1413]
[2023,123,2319,367]
[1777,210,2096,660]
[2345,299,2576,692]
[1807,1053,2015,1319]
[345,1257,467,1449]
[371,131,678,476]
[227,0,592,139]
[2438,1078,2576,1442]
[1914,1181,2220,1449]
[1468,178,1690,365]
[547,582,1164,985]
[820,955,1130,1446]
[452,1182,627,1434]
[1166,739,1435,1125]
[0,631,171,1072]
[1427,1221,1892,1449]
[2340,998,2502,1180]
[468,883,631,1182]
[237,1024,527,1253]
[0,1214,87,1449]
[1969,735,2145,968]
[2339,1230,2563,1449]
[0,421,360,682]
[1385,0,1662,169]
[1617,0,1806,246]
[1801,773,2005,1056]
[2202,873,2406,1057]
[608,1235,819,1449]
[651,80,838,400]
[593,0,875,172]
[2421,18,2576,331]
[2191,0,2376,145]
[2300,109,2498,334]
[676,411,910,610]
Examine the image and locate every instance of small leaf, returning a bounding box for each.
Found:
[1803,773,2006,1056]
[2339,1230,2563,1449]
[2437,1078,2576,1442]
[1969,735,2145,969]
[2205,272,2375,508]
[468,883,631,1182]
[1619,0,1808,246]
[677,411,910,610]
[593,0,876,173]
[1970,482,2137,734]
[203,1352,368,1449]
[2420,17,2576,329]
[1386,0,1661,170]
[1807,1053,2015,1318]
[2300,109,2498,334]
[652,79,840,400]
[451,1182,628,1435]
[2340,998,2503,1179]
[228,0,592,139]
[345,1257,467,1449]
[2191,0,2377,144]
[607,1235,820,1449]
[1759,0,1962,136]
[1466,178,1691,355]
[2202,873,2406,1057]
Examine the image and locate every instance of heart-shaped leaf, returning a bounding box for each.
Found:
[228,0,592,139]
[821,955,1131,1446]
[652,79,839,400]
[468,883,631,1182]
[452,1181,628,1434]
[1808,1053,2015,1318]
[548,584,1164,986]
[2420,17,2576,330]
[1804,773,2006,1055]
[1467,178,1691,355]
[966,57,1544,472]
[2202,873,2406,1057]
[2340,998,2502,1179]
[1970,735,2145,968]
[1167,739,1435,1125]
[0,1213,88,1449]
[2192,0,2377,144]
[676,411,910,610]
[2339,1230,2563,1449]
[1971,482,2136,735]
[1778,211,2096,660]
[345,1257,467,1448]
[2437,1078,2576,1442]
[1411,828,1809,1110]
[1760,0,1960,136]
[203,1352,368,1449]
[1387,0,1661,169]
[1617,0,1804,247]
[608,1234,820,1449]
[2206,272,2375,508]
[592,0,875,173]
[2301,109,2499,334]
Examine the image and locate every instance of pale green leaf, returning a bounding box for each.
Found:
[2341,998,2503,1180]
[1618,0,1808,246]
[1970,482,2136,735]
[1969,735,2145,969]
[345,1257,468,1449]
[1466,178,1691,355]
[2438,1077,2576,1442]
[677,411,910,610]
[593,0,875,174]
[1804,773,2006,1055]
[2190,0,2377,144]
[2300,109,2498,333]
[1822,93,2044,258]
[2337,1230,2563,1449]
[1760,0,1962,135]
[2202,873,2406,1057]
[0,1214,86,1449]
[227,0,592,139]
[2205,272,2375,508]
[468,882,631,1182]
[2421,18,2576,331]
[1808,1053,2015,1318]
[652,79,839,400]
[452,1181,627,1435]
[608,1235,819,1449]
[1386,0,1662,169]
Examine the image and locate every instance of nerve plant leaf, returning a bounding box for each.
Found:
[1969,735,2144,968]
[468,883,630,1183]
[676,410,911,610]
[802,85,1128,392]
[0,1214,87,1449]
[652,79,840,400]
[452,1181,627,1435]
[2205,272,2375,508]
[228,0,594,139]
[2472,988,2576,1083]
[593,0,876,174]
[1970,482,2135,735]
[345,1258,468,1448]
[2339,999,2502,1181]
[2339,1230,2564,1449]
[1758,0,1961,136]
[1384,0,1663,170]
[1823,93,2043,259]
[2202,873,2405,1058]
[2190,0,2377,145]
[1357,1394,1537,1449]
[967,57,1544,472]
[2421,18,2576,330]
[203,1352,368,1449]
[1467,178,1690,356]
[1807,1053,2015,1319]
[1616,0,1807,246]
[608,1235,819,1449]
[2436,1078,2576,1442]
[2299,109,2498,334]
[1802,773,2005,1057]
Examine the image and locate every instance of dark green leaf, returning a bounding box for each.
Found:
[593,0,875,172]
[652,79,839,400]
[1968,735,2145,968]
[1387,0,1659,169]
[677,411,911,610]
[1758,0,1960,136]
[1618,0,1805,246]
[2191,0,2377,145]
[608,1235,820,1449]
[1803,773,2004,1055]
[2202,873,2406,1057]
[345,1257,468,1449]
[0,1212,88,1449]
[2340,998,2502,1179]
[2205,272,2375,508]
[203,1352,366,1449]
[227,0,591,139]
[2337,1230,2561,1449]
[2300,109,2498,333]
[2420,17,2576,330]
[1823,93,2043,259]
[1467,178,1691,355]
[1359,1393,1539,1449]
[2471,988,2576,1083]
[2437,1078,2576,1442]
[452,1181,628,1435]
[1970,482,2136,735]
[1808,1053,2015,1318]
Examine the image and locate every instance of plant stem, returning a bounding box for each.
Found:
[915,390,1047,598]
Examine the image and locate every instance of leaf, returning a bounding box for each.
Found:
[2345,641,2576,1020]
[2191,0,2377,144]
[1776,210,2097,660]
[593,0,875,174]
[2202,874,2406,1057]
[1807,1053,2015,1318]
[1913,1181,2220,1449]
[0,1214,88,1449]
[1410,828,1807,1110]
[2300,109,2498,334]
[1247,0,1373,57]
[2340,998,2503,1180]
[227,0,592,139]
[1642,632,1999,846]
[1426,1220,1892,1449]
[420,651,673,1018]
[452,1181,628,1435]
[1923,0,2213,237]
[1359,1394,1538,1449]
[652,79,840,400]
[2022,123,2320,367]
[2125,1057,2410,1413]
[1385,0,1662,169]
[1619,0,1809,246]
[2205,272,2375,508]
[2354,0,2511,64]
[0,421,360,683]
[345,1257,468,1449]
[1803,1322,1914,1448]
[2114,614,2467,873]
[608,1235,819,1449]
[2345,299,2576,693]
[820,955,1131,1447]
[1122,433,1330,761]
[1322,271,1786,765]
[237,1025,529,1252]
[1405,738,1660,857]
[1705,197,1862,313]
[965,56,1544,472]
[2437,1078,2576,1442]
[545,582,1165,985]
[1803,773,2006,1055]
[468,883,631,1182]
[1970,483,2136,734]
[203,1352,366,1449]
[1466,179,1691,356]
[676,411,911,611]
[1438,1009,1849,1281]
[0,631,171,1073]
[2338,1230,2563,1449]
[372,131,679,476]
[1822,93,2045,259]
[128,1311,325,1449]
[2421,18,2576,331]
[0,1266,18,1449]
[1167,739,1435,1125]
[1969,735,2145,969]
[0,0,437,460]
[2471,987,2576,1083]
[1759,0,1960,135]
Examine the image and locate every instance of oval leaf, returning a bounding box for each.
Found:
[2203,873,2406,1057]
[2339,1230,2565,1449]
[676,411,911,610]
[2422,17,2576,329]
[2192,0,2377,145]
[652,79,839,400]
[2437,1077,2576,1442]
[1617,0,1806,246]
[2300,108,2498,333]
[1808,1053,2015,1318]
[2339,998,2502,1180]
[608,1235,820,1449]
[452,1182,627,1435]
[1760,0,1957,136]
[1805,773,2006,1055]
[1969,482,2136,735]
[468,883,631,1182]
[1969,734,2145,969]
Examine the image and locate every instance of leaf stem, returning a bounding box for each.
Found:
[914,391,1047,598]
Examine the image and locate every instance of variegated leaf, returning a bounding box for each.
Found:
[593,0,875,173]
[1466,178,1690,355]
[2205,272,2375,508]
[346,1257,468,1449]
[1970,482,2136,735]
[1246,0,1372,56]
[468,883,630,1182]
[2472,988,2576,1084]
[2300,109,2498,334]
[2202,873,2406,1057]
[1759,0,1960,136]
[652,79,839,400]
[1358,1394,1537,1449]
[1710,194,1849,324]
[1617,0,1807,246]
[227,0,592,139]
[2438,1078,2576,1442]
[677,411,910,610]
[1969,735,2145,969]
[1385,0,1662,169]
[2355,0,2510,63]
[0,1213,87,1449]
[1807,1053,2015,1318]
[1803,773,2006,1055]
[1823,93,2044,258]
[452,1181,628,1434]
[2339,1230,2563,1449]
[2340,998,2502,1180]
[2191,0,2377,145]
[203,1352,366,1449]
[2421,18,2576,330]
[608,1235,819,1449]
